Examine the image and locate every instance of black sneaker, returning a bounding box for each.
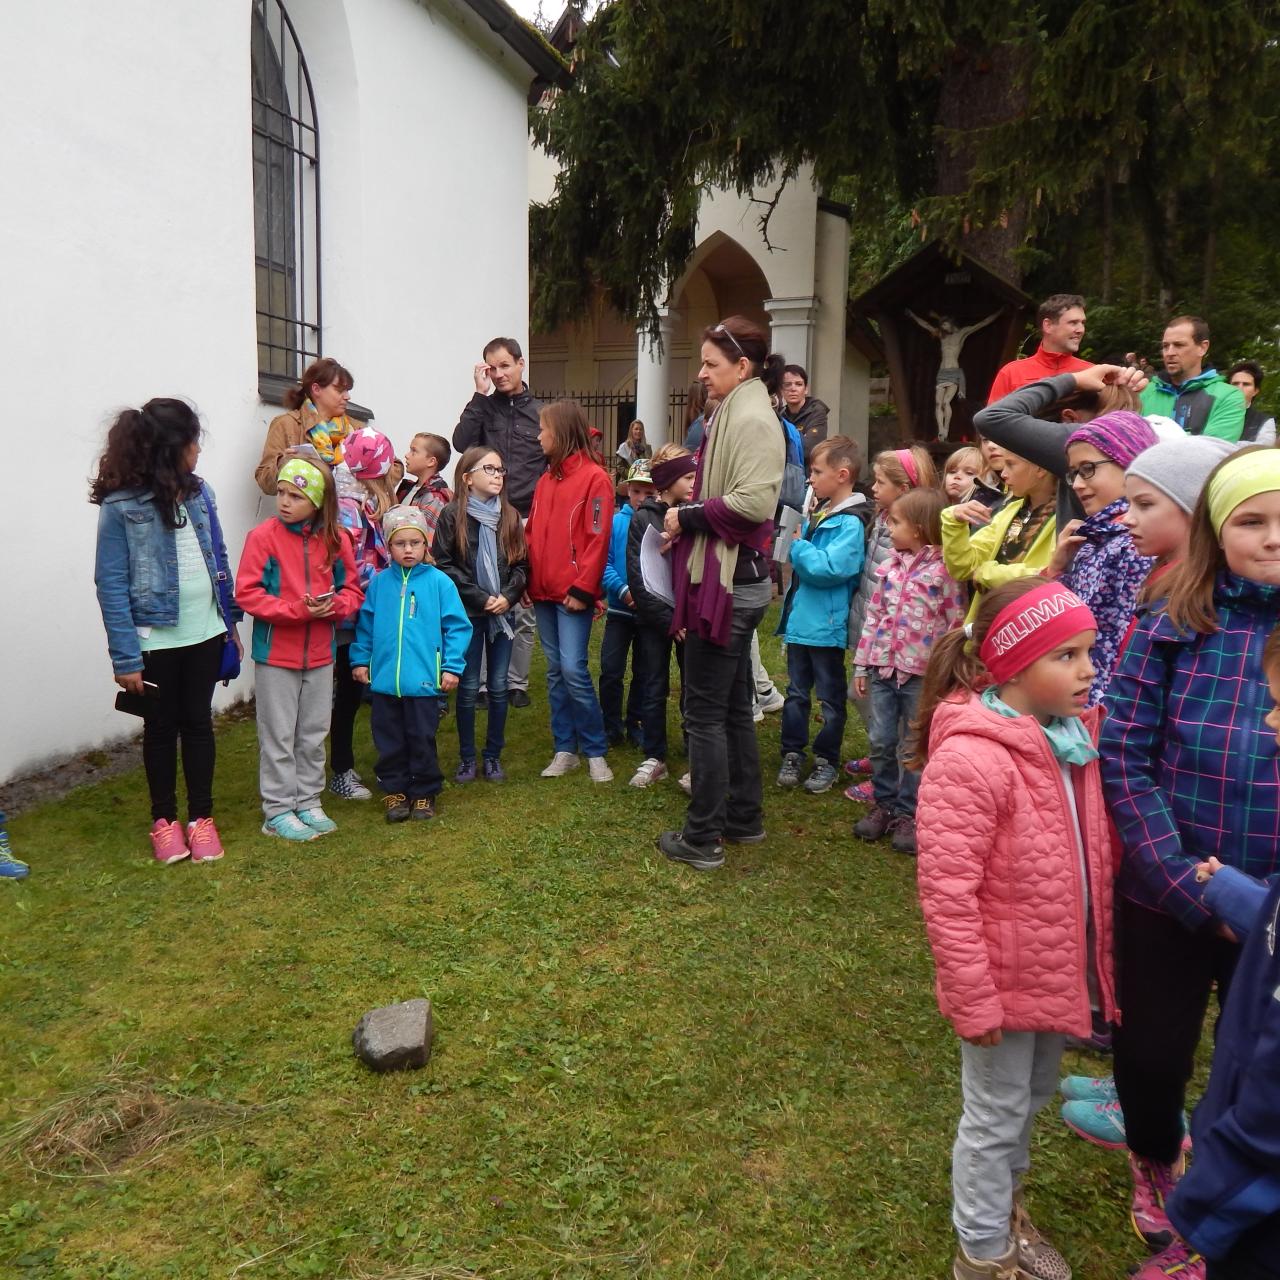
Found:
[656,830,725,871]
[723,827,766,844]
[410,796,435,822]
[509,689,531,708]
[384,793,411,823]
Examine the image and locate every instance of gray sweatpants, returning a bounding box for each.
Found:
[506,601,536,692]
[952,1031,1066,1259]
[255,662,333,820]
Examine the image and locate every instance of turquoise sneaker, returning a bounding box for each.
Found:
[1062,1097,1127,1149]
[295,806,337,835]
[262,812,318,842]
[0,812,29,880]
[1060,1074,1118,1103]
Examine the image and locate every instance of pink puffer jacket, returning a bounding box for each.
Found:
[916,695,1119,1040]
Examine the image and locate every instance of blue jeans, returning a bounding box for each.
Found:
[534,602,607,757]
[780,644,847,764]
[868,672,922,816]
[456,624,513,762]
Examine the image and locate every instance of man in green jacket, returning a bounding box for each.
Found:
[1139,315,1246,440]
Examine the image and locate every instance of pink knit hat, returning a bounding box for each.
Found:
[1065,411,1158,470]
[341,426,395,480]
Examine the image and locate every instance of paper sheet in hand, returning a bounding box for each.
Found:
[640,524,675,606]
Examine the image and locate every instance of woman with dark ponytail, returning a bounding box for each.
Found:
[656,315,786,870]
[92,399,241,865]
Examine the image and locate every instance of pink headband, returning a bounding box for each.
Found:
[978,582,1097,684]
[895,449,919,487]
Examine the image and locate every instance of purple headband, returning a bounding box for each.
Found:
[650,455,697,491]
[1065,410,1158,470]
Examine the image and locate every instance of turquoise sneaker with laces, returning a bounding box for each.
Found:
[1061,1097,1127,1149]
[295,806,337,835]
[262,812,318,842]
[0,811,29,880]
[1060,1074,1118,1103]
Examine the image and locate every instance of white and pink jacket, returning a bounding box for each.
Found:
[853,545,966,679]
[916,696,1119,1040]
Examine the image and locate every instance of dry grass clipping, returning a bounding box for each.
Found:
[0,1057,266,1178]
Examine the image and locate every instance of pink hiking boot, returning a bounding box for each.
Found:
[150,819,190,865]
[1129,1239,1203,1279]
[1129,1151,1184,1250]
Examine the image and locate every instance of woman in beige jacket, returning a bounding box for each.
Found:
[254,357,355,494]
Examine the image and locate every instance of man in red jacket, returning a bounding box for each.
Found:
[987,294,1092,402]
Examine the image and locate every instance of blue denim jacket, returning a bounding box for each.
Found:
[94,481,238,675]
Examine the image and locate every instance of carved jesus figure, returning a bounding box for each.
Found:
[905,308,1003,439]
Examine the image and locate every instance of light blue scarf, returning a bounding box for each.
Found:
[980,687,1099,765]
[467,494,513,639]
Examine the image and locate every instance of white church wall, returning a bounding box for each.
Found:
[0,0,537,785]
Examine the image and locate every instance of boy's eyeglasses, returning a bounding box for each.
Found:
[1064,460,1119,484]
[468,464,507,477]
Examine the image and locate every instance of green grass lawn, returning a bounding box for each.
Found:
[2,615,1147,1278]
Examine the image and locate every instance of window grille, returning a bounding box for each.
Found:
[252,0,320,379]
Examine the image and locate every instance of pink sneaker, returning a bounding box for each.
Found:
[186,818,225,863]
[150,819,190,865]
[1129,1239,1203,1279]
[843,757,871,777]
[1129,1152,1183,1250]
[843,781,874,803]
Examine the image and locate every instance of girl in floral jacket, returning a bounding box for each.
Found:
[1044,411,1157,703]
[852,488,966,852]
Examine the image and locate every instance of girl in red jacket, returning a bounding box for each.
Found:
[236,458,361,842]
[524,400,615,782]
[914,577,1118,1280]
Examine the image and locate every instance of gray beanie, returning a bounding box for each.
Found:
[1126,436,1238,515]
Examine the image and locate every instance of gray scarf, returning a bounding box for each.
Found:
[467,494,513,638]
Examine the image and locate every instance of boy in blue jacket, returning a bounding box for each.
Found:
[1163,628,1280,1280]
[776,436,867,794]
[598,460,655,747]
[351,507,472,822]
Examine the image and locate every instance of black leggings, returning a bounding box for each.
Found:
[330,643,366,774]
[140,635,223,823]
[1112,898,1239,1164]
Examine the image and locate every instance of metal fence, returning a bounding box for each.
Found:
[532,388,691,454]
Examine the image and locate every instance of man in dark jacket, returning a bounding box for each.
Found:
[452,337,545,705]
[780,365,830,462]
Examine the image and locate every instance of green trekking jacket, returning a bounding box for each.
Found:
[1139,369,1246,441]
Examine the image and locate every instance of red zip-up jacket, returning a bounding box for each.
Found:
[524,450,613,605]
[235,517,362,669]
[987,344,1092,402]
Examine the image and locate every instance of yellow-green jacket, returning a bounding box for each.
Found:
[941,498,1057,623]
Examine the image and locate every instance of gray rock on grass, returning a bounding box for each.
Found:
[352,997,433,1072]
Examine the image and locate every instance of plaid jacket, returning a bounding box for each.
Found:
[1100,572,1280,931]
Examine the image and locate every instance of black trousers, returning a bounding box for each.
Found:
[1112,898,1239,1164]
[633,623,683,761]
[599,612,643,743]
[371,694,443,800]
[140,635,223,823]
[330,643,367,774]
[682,601,767,845]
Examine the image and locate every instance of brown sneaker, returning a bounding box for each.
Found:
[410,797,435,821]
[1011,1194,1071,1280]
[384,793,411,823]
[952,1244,1029,1280]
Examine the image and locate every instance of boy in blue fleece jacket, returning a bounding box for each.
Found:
[351,507,471,822]
[776,436,867,795]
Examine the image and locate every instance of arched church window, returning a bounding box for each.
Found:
[251,0,320,380]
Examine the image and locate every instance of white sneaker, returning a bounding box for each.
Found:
[757,688,785,714]
[629,758,668,788]
[587,756,614,783]
[752,704,765,723]
[678,771,692,794]
[540,751,580,777]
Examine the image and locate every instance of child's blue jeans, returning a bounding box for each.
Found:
[780,643,846,764]
[868,671,922,816]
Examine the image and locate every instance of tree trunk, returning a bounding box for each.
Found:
[1202,159,1221,308]
[1158,186,1177,314]
[1101,170,1114,304]
[935,42,1032,285]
